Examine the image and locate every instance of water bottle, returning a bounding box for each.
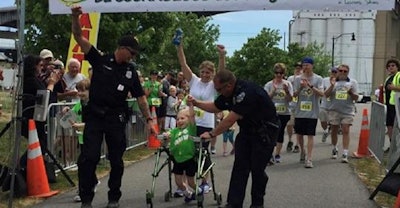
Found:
[172,28,183,46]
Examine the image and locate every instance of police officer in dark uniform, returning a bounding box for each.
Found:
[189,70,279,208]
[71,6,153,208]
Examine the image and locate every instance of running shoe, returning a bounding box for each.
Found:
[293,145,300,153]
[200,182,212,194]
[322,131,329,143]
[332,148,338,159]
[184,192,195,203]
[274,155,281,163]
[174,189,184,198]
[300,152,306,163]
[341,154,349,163]
[305,160,313,168]
[286,141,293,152]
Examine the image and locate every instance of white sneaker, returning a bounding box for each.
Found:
[305,160,313,168]
[73,194,81,202]
[322,132,329,143]
[341,154,349,163]
[331,148,338,159]
[200,182,212,194]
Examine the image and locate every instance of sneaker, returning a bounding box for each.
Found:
[274,155,281,163]
[300,152,306,163]
[200,182,212,194]
[322,132,329,143]
[184,192,195,203]
[173,189,184,198]
[341,154,349,163]
[305,160,313,168]
[286,141,293,152]
[211,146,216,154]
[74,195,81,202]
[106,201,119,208]
[293,145,300,153]
[331,148,338,159]
[223,152,229,157]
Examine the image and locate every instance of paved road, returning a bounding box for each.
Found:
[33,103,380,208]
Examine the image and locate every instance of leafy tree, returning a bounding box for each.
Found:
[24,0,220,76]
[227,28,286,85]
[227,30,331,86]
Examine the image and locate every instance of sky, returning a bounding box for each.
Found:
[0,1,293,56]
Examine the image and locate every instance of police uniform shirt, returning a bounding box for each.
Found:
[214,79,277,131]
[85,46,144,109]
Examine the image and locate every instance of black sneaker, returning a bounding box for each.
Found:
[286,141,293,152]
[293,145,300,153]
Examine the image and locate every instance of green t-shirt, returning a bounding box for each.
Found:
[144,80,162,106]
[169,123,196,163]
[72,102,83,144]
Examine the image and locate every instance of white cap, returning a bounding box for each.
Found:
[40,49,54,59]
[53,59,64,68]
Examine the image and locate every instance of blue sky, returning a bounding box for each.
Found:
[0,1,292,56]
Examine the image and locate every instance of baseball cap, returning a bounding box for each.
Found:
[302,57,314,65]
[330,66,338,72]
[52,59,64,68]
[294,62,302,67]
[118,35,141,52]
[150,70,158,75]
[40,49,54,60]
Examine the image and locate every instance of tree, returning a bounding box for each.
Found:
[227,30,332,86]
[24,1,220,76]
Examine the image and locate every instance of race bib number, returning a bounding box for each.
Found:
[151,98,161,106]
[194,107,205,118]
[275,103,286,113]
[335,90,348,100]
[292,97,298,102]
[300,101,312,111]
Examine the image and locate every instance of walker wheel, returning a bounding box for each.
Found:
[164,191,171,202]
[146,192,153,208]
[197,194,204,208]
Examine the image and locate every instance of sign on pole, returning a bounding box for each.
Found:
[50,0,395,14]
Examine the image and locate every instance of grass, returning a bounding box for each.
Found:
[0,91,398,207]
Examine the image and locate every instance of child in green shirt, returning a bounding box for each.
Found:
[163,101,202,202]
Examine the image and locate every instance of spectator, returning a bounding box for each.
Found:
[217,111,235,157]
[59,58,86,102]
[71,5,153,208]
[385,59,400,145]
[176,39,226,193]
[324,64,359,163]
[189,69,280,208]
[144,70,167,128]
[165,85,179,131]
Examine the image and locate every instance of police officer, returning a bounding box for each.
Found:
[71,6,153,208]
[188,70,280,208]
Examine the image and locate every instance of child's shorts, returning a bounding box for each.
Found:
[172,157,197,177]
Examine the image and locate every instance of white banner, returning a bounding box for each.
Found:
[50,0,395,14]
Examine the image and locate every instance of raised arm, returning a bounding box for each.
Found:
[176,43,193,82]
[217,44,226,72]
[71,5,91,54]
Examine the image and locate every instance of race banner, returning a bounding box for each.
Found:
[50,0,395,14]
[66,12,100,77]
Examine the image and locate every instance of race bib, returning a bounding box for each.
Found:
[151,98,161,106]
[300,101,312,111]
[194,107,205,118]
[275,103,286,113]
[335,90,348,100]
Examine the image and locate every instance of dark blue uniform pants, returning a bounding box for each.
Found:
[78,114,127,203]
[227,132,274,207]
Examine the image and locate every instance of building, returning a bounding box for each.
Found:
[289,5,400,102]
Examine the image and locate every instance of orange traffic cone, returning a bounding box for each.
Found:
[353,108,371,158]
[147,106,161,149]
[394,190,400,208]
[26,119,59,198]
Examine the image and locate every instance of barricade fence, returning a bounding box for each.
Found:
[369,101,387,163]
[46,99,148,171]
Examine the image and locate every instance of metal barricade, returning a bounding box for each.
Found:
[46,99,148,171]
[369,101,387,163]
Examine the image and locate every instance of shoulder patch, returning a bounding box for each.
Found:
[236,92,245,103]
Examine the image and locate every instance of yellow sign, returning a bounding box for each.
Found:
[67,12,100,77]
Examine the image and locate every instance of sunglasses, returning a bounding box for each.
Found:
[388,64,397,67]
[274,71,284,75]
[338,70,349,73]
[215,83,228,92]
[331,71,337,74]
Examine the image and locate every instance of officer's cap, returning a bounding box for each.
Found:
[118,35,142,52]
